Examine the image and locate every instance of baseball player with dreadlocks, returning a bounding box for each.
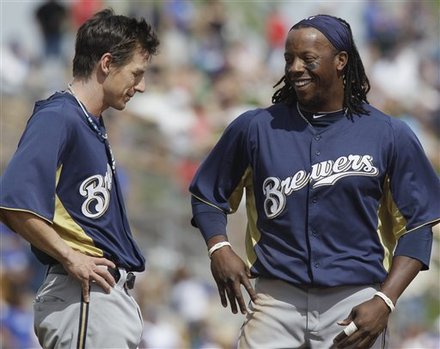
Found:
[189,14,440,349]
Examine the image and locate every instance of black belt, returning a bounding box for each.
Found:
[48,264,136,290]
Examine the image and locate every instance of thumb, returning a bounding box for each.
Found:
[245,266,253,279]
[337,314,353,326]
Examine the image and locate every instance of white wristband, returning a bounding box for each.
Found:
[374,291,395,313]
[208,241,231,258]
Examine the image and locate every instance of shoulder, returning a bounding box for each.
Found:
[223,107,269,134]
[30,92,80,127]
[358,104,423,153]
[358,104,414,134]
[231,107,270,123]
[230,103,288,128]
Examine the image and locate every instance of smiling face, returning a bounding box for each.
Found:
[102,48,150,111]
[284,27,348,112]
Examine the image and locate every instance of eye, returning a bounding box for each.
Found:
[284,55,293,64]
[132,71,145,84]
[304,56,316,63]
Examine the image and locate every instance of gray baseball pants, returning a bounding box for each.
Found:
[33,266,143,349]
[238,278,388,349]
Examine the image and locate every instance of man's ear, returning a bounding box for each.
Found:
[335,51,348,72]
[100,53,113,76]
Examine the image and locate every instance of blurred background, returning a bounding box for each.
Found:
[0,0,439,348]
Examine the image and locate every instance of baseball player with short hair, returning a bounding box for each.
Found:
[0,9,159,349]
[189,14,440,349]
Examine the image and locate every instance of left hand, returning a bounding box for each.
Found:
[332,296,390,348]
[210,246,257,314]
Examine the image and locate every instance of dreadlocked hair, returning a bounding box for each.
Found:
[272,76,294,105]
[272,18,371,117]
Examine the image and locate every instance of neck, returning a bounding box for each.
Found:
[298,104,344,114]
[68,79,105,117]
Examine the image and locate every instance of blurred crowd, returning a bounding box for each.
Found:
[1,1,439,348]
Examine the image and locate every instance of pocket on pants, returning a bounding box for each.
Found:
[34,274,70,308]
[33,274,81,349]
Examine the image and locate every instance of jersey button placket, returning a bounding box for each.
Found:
[309,134,323,280]
[312,133,321,158]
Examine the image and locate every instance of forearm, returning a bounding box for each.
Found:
[1,209,74,264]
[379,255,423,305]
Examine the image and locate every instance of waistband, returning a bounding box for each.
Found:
[255,277,380,297]
[48,264,136,290]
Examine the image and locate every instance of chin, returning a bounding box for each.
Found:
[297,96,322,111]
[113,102,126,111]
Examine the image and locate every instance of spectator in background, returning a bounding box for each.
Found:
[71,0,104,29]
[265,5,287,73]
[35,0,69,92]
[35,0,67,60]
[0,272,38,349]
[170,266,212,347]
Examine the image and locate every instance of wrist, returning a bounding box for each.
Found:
[208,241,232,259]
[374,291,395,313]
[207,234,228,249]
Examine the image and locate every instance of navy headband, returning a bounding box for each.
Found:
[292,14,352,52]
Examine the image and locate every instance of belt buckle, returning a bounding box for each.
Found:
[125,272,136,290]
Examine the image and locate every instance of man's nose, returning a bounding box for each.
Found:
[288,58,305,74]
[135,76,145,93]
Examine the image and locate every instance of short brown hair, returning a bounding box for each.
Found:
[73,8,160,79]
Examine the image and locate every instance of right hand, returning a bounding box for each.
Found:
[0,210,116,303]
[210,246,258,314]
[62,250,117,303]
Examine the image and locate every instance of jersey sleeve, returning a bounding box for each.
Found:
[189,111,255,241]
[191,196,228,241]
[394,225,433,269]
[388,120,440,230]
[0,105,69,222]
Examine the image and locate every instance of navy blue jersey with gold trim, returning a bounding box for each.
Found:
[190,102,440,286]
[0,92,145,271]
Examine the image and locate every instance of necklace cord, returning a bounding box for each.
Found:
[66,84,116,173]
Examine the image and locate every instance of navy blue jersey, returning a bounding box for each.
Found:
[190,102,440,287]
[1,92,145,271]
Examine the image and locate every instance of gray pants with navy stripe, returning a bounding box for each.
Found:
[33,269,143,349]
[238,278,388,349]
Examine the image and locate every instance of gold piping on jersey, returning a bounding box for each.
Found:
[53,166,103,257]
[0,207,52,225]
[191,194,228,213]
[228,166,261,267]
[376,176,408,271]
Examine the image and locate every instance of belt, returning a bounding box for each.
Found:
[48,264,136,290]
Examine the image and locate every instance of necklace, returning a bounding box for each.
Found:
[67,83,107,141]
[66,83,115,173]
[296,102,311,126]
